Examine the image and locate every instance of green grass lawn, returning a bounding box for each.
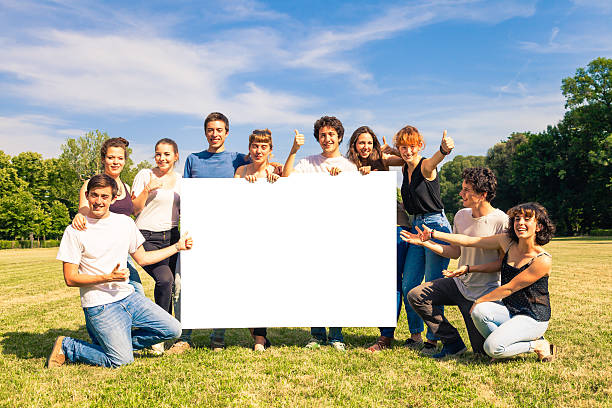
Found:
[0,238,610,407]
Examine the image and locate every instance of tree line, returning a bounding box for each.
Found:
[0,130,150,243]
[1,58,610,241]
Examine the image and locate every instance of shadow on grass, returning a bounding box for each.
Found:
[1,326,89,359]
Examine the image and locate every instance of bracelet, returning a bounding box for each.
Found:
[174,242,181,252]
[466,264,470,273]
[439,145,450,155]
[430,229,435,240]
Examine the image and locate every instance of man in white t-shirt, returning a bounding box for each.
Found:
[281,116,357,351]
[47,174,193,368]
[405,167,507,358]
[282,115,357,177]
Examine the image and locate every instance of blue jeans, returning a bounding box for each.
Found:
[379,226,409,338]
[311,327,343,343]
[62,292,181,368]
[471,302,549,358]
[402,212,451,341]
[127,256,145,296]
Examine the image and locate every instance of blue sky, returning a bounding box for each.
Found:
[1,0,611,168]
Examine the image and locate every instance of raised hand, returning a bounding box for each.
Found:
[440,130,454,155]
[327,166,341,176]
[108,264,129,282]
[359,166,371,175]
[177,232,193,251]
[72,213,87,231]
[380,136,392,154]
[292,129,304,153]
[145,174,164,192]
[443,265,468,278]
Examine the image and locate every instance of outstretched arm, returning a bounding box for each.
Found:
[421,130,454,178]
[401,225,504,250]
[131,232,193,266]
[443,258,502,278]
[470,255,551,313]
[401,230,461,259]
[282,130,304,177]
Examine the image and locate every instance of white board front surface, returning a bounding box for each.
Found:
[180,172,397,328]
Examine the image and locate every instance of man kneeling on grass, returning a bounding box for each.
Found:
[47,174,193,368]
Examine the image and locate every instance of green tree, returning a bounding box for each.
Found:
[47,200,71,239]
[0,191,44,240]
[11,152,48,204]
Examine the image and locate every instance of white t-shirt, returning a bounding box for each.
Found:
[132,169,181,231]
[453,207,508,301]
[56,212,145,308]
[293,154,358,174]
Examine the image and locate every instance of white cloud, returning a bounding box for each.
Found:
[0,115,76,158]
[571,0,612,13]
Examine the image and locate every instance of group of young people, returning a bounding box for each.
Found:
[46,112,556,369]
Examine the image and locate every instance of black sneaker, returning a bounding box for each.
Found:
[420,341,438,355]
[432,340,467,359]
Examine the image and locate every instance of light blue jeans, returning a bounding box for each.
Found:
[311,327,343,343]
[471,301,549,358]
[62,292,181,368]
[402,212,451,341]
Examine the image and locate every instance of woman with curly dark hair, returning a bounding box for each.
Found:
[401,202,556,361]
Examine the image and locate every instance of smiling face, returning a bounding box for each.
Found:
[206,120,228,151]
[398,143,422,164]
[318,126,340,157]
[249,142,272,164]
[355,133,374,159]
[513,212,540,240]
[103,146,126,177]
[459,180,485,208]
[86,186,115,219]
[155,143,178,172]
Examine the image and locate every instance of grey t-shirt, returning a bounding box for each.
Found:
[453,207,508,301]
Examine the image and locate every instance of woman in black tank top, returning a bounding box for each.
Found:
[404,202,556,362]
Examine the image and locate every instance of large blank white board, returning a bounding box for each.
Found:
[180,172,397,328]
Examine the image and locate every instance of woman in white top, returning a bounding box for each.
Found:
[132,138,181,316]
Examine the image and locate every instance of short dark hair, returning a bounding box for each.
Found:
[462,167,497,202]
[204,112,229,132]
[506,202,555,245]
[314,116,344,143]
[100,137,129,165]
[346,126,384,168]
[86,174,118,198]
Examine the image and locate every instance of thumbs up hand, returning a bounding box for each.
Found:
[177,232,193,251]
[291,129,304,153]
[380,136,392,154]
[108,264,129,282]
[440,130,454,155]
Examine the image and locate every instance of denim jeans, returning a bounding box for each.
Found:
[127,256,145,296]
[62,292,181,368]
[379,226,409,338]
[471,301,549,358]
[401,212,451,341]
[311,327,343,343]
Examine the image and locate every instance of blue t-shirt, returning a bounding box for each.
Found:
[183,150,248,178]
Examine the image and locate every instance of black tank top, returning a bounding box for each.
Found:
[360,157,386,171]
[401,158,444,215]
[109,181,134,216]
[501,249,552,322]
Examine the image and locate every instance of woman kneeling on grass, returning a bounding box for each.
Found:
[234,129,278,351]
[401,202,555,361]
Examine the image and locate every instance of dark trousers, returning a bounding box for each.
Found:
[407,277,485,354]
[140,227,180,314]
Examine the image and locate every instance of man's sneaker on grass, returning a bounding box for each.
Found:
[304,338,323,349]
[46,336,66,368]
[432,340,467,359]
[403,338,424,350]
[150,342,164,356]
[420,341,438,356]
[331,341,346,351]
[166,340,192,355]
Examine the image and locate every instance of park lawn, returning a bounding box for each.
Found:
[0,238,610,407]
